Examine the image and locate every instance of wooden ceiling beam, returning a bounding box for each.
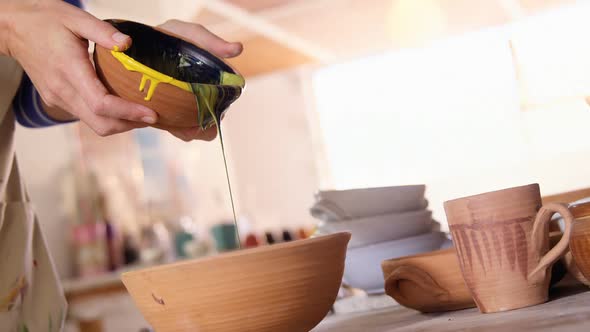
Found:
[200,0,336,63]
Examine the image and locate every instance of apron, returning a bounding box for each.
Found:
[0,56,67,331]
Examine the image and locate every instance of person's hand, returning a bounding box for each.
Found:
[1,1,242,141]
[155,19,243,142]
[1,0,159,136]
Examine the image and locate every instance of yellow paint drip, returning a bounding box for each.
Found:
[110,50,191,101]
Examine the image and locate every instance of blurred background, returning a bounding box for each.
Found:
[16,0,590,330]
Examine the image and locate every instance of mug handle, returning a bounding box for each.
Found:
[384,265,449,308]
[528,202,574,282]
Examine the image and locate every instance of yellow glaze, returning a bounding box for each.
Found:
[110,50,191,101]
[110,50,245,102]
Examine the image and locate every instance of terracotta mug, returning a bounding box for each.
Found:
[552,199,590,286]
[382,248,475,313]
[570,217,590,284]
[548,198,590,285]
[444,183,575,313]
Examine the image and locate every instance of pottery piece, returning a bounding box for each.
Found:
[444,183,575,313]
[344,232,446,294]
[552,197,590,232]
[552,199,590,286]
[94,19,245,128]
[563,249,589,286]
[380,232,567,314]
[316,209,434,248]
[310,185,427,221]
[382,248,474,313]
[122,232,350,332]
[570,215,590,285]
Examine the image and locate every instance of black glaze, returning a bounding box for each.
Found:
[102,19,244,128]
[106,19,237,85]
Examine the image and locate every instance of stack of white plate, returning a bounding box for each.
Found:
[311,185,451,294]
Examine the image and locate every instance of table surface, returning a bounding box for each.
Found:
[314,282,590,332]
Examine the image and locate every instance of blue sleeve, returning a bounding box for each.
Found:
[64,0,82,7]
[12,0,82,128]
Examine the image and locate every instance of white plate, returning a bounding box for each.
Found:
[317,210,433,248]
[310,185,427,221]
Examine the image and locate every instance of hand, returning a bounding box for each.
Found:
[155,19,243,142]
[1,0,157,136]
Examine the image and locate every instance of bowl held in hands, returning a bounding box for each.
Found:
[94,19,245,129]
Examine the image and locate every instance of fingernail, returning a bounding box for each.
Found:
[228,43,243,57]
[112,32,130,47]
[141,116,157,124]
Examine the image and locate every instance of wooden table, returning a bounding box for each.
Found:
[314,282,590,331]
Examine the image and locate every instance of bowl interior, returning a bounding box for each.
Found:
[106,19,240,85]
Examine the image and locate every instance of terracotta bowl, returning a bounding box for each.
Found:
[94,19,245,128]
[381,248,474,313]
[121,232,350,332]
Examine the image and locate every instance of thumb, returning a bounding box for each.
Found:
[65,12,132,51]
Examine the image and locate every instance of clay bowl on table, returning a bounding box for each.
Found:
[121,232,350,332]
[316,209,434,248]
[94,19,245,128]
[382,248,474,313]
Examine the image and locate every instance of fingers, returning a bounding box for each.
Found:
[158,20,243,58]
[72,95,148,136]
[67,55,158,124]
[48,59,154,136]
[63,8,132,51]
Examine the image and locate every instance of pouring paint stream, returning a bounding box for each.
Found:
[207,105,241,249]
[110,46,244,249]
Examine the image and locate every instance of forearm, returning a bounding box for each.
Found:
[13,74,78,127]
[0,4,17,56]
[6,0,79,125]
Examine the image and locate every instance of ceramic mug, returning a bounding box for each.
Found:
[382,248,475,313]
[570,219,590,285]
[444,183,574,313]
[552,198,590,286]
